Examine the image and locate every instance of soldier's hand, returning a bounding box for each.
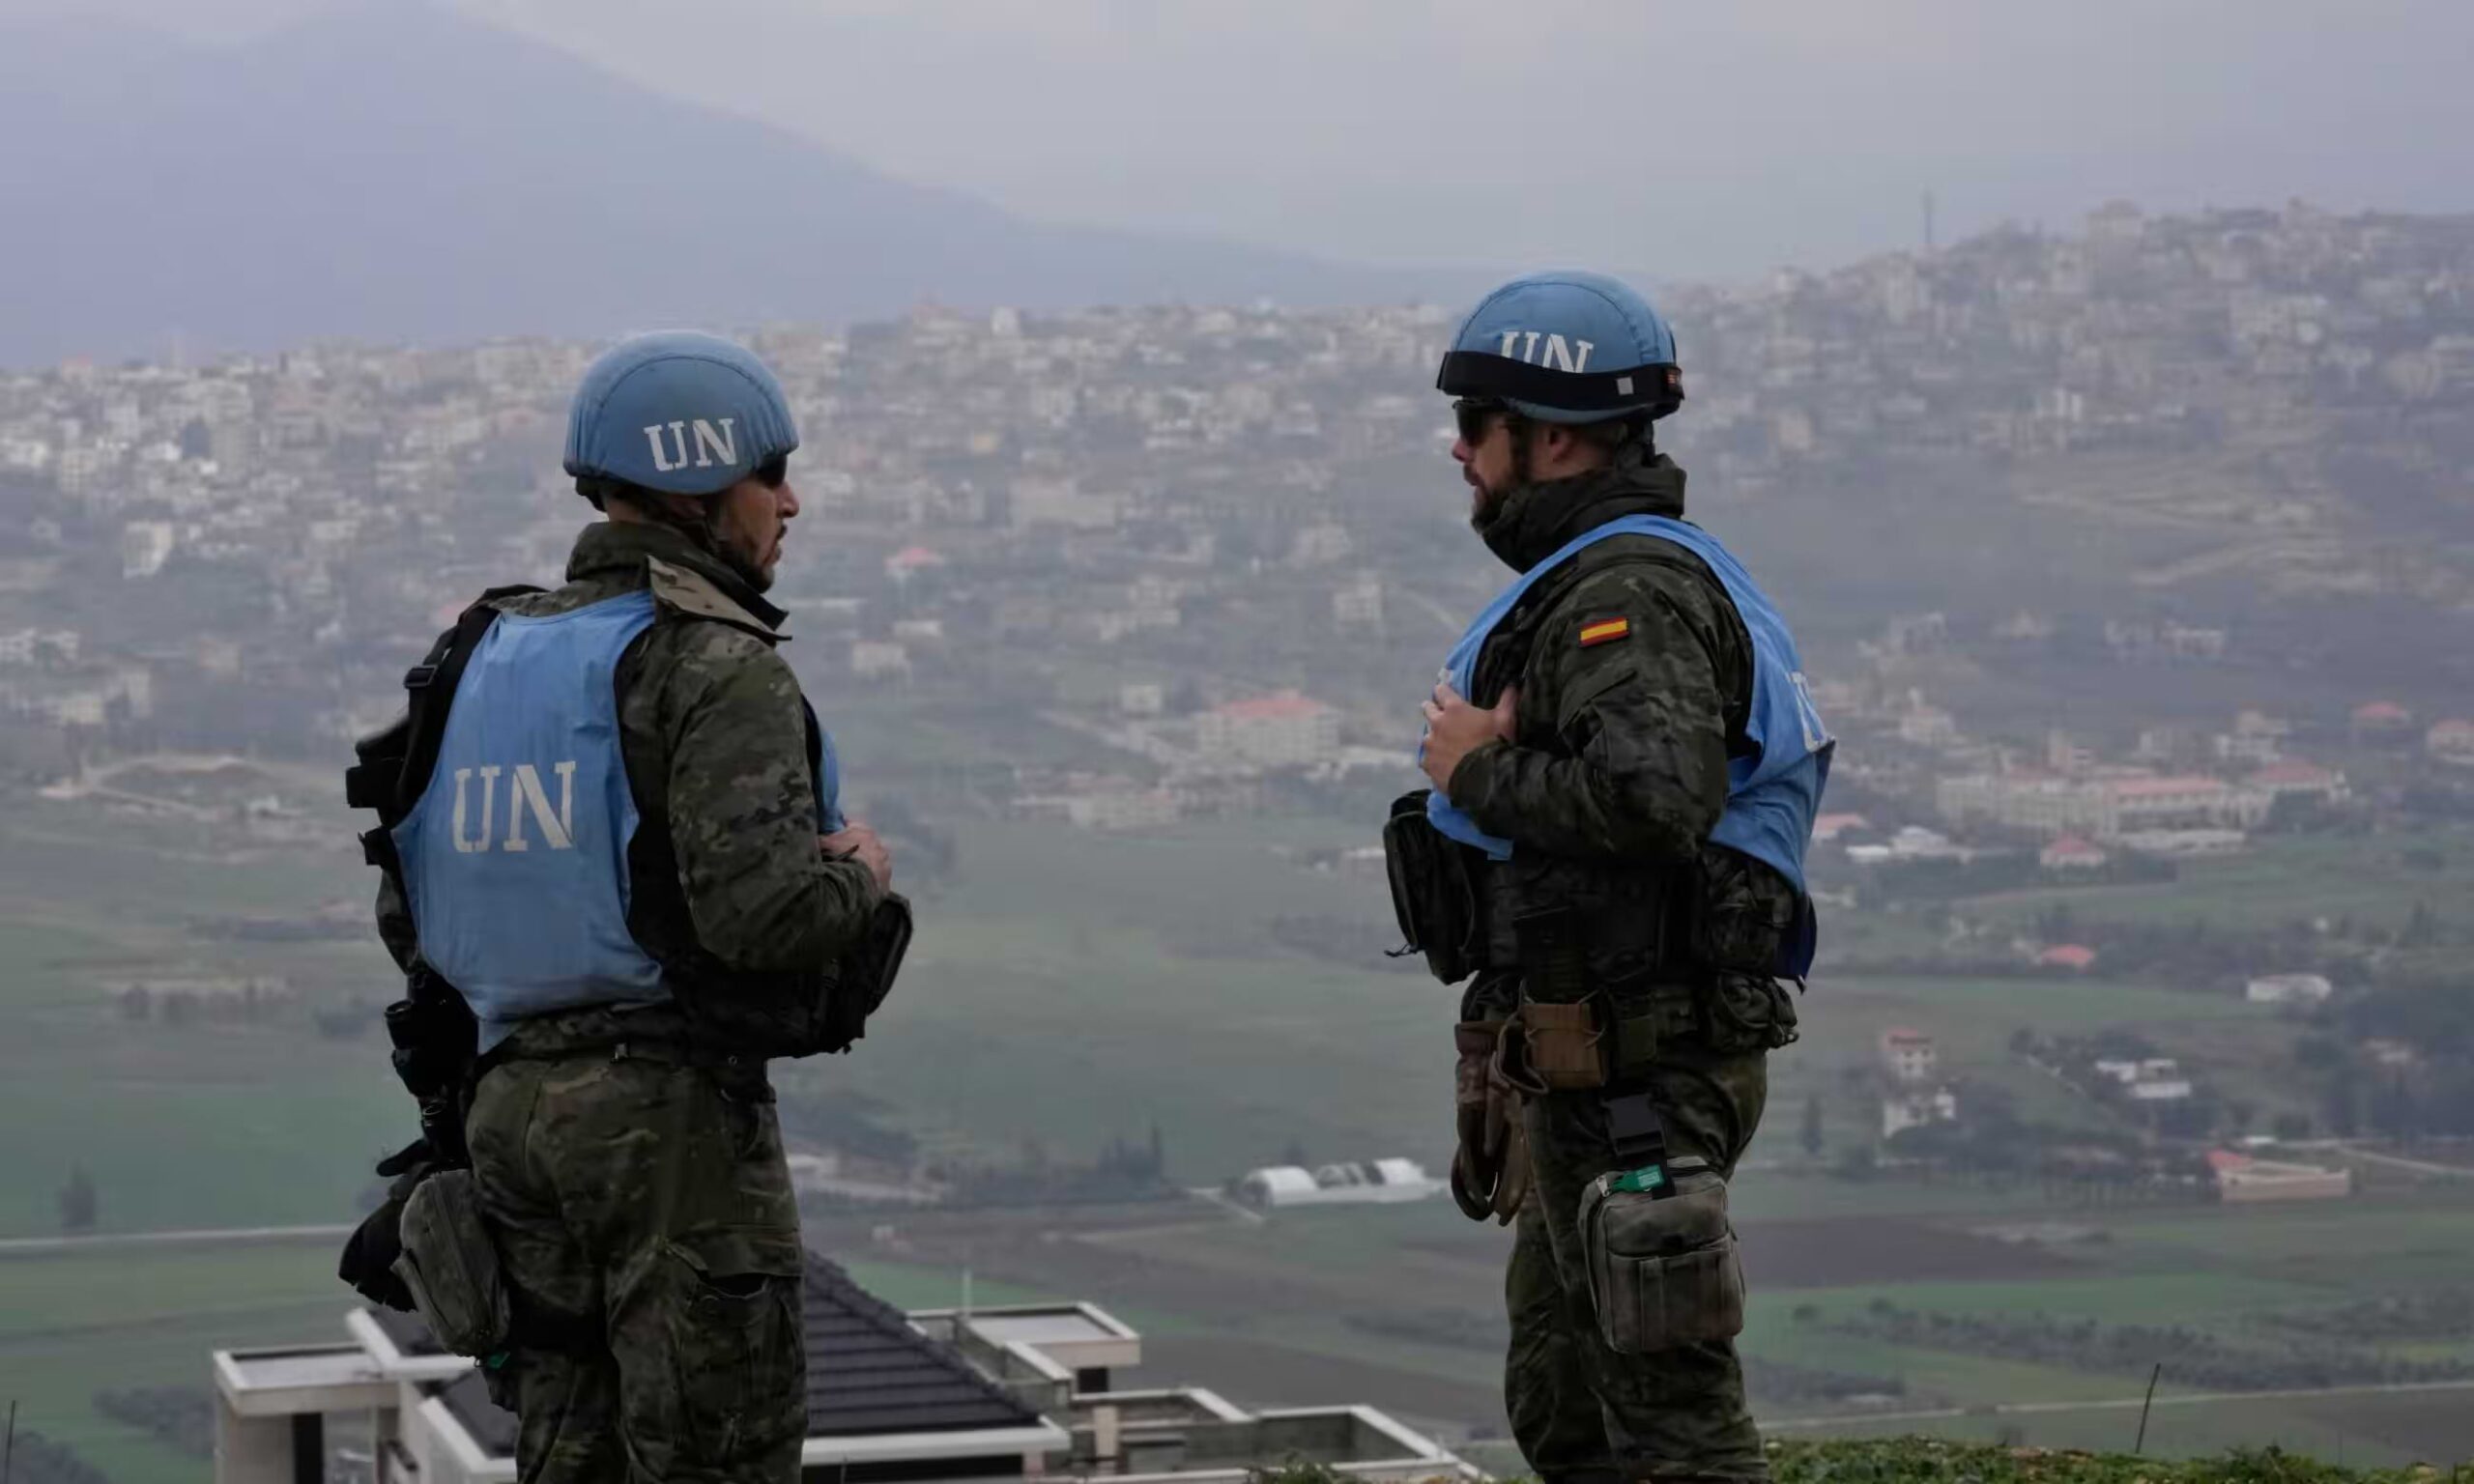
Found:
[822,823,893,894]
[1420,682,1517,792]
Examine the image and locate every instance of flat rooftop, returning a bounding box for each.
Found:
[965,1312,1125,1348]
[219,1345,387,1391]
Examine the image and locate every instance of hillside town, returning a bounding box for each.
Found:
[2,201,2472,850]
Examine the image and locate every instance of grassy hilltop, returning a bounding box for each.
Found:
[1267,1441,2474,1484]
[1764,1441,2473,1484]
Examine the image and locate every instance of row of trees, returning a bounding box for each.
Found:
[1816,1300,2474,1392]
[2266,1288,2474,1342]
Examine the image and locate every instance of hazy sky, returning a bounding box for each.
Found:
[14,0,2474,282]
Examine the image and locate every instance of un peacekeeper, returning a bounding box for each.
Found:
[371,332,891,1481]
[1406,272,1831,1484]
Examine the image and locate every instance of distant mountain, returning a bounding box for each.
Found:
[0,3,1468,366]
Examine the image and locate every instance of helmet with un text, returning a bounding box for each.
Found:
[1435,270,1683,424]
[562,331,799,498]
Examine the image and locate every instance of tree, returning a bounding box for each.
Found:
[59,1164,98,1233]
[1799,1096,1826,1159]
[2323,1068,2362,1139]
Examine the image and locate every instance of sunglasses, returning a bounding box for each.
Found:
[1453,398,1509,445]
[753,453,790,489]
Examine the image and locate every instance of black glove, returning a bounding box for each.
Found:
[338,1141,437,1311]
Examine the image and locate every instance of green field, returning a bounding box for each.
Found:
[0,1241,344,1481]
[5,786,2473,1477]
[1969,829,2474,938]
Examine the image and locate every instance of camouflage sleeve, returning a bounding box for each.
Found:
[659,627,881,974]
[1448,559,1737,862]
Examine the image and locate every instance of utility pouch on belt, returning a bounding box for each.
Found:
[1578,1156,1746,1356]
[1516,1001,1606,1091]
[1382,790,1483,985]
[391,1169,512,1358]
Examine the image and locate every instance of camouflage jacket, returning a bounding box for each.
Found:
[376,522,881,1045]
[1451,451,1805,1019]
[1452,449,1750,864]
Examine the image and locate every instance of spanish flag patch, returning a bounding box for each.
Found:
[1578,616,1632,648]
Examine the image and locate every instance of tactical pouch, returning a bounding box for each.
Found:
[1382,790,1483,985]
[384,968,478,1164]
[1578,1156,1746,1356]
[1517,1000,1607,1091]
[391,1168,512,1358]
[825,893,914,1053]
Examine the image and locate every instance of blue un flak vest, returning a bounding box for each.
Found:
[392,590,669,1052]
[812,708,845,835]
[1423,515,1834,978]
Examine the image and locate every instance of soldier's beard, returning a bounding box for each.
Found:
[1468,475,1514,532]
[618,491,774,594]
[1468,471,1528,547]
[713,530,775,593]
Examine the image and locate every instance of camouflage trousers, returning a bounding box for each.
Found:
[465,1009,808,1484]
[1504,1042,1769,1483]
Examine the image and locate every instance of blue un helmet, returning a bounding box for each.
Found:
[563,331,799,499]
[1435,271,1683,424]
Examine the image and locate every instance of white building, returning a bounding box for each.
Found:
[122,519,178,578]
[2246,973,2336,1006]
[2130,1076,2195,1102]
[1883,1088,1959,1140]
[2428,719,2474,766]
[1331,574,1384,628]
[1195,692,1338,771]
[1061,788,1183,833]
[1011,477,1121,530]
[1881,1029,1938,1085]
[1232,1158,1445,1210]
[2040,836,2110,870]
[2211,1151,2352,1204]
[2090,1057,2193,1102]
[2245,761,2349,806]
[850,641,912,682]
[1937,770,2269,840]
[214,1268,1476,1484]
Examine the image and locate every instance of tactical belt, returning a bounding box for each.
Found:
[1517,990,1703,1097]
[479,1029,738,1074]
[1610,991,1699,1072]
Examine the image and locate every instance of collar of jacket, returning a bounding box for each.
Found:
[564,521,791,642]
[1474,446,1689,574]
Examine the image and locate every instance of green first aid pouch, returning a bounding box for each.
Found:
[1578,1156,1746,1356]
[391,1168,513,1358]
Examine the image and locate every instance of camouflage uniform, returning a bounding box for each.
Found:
[377,521,881,1483]
[1451,446,1801,1483]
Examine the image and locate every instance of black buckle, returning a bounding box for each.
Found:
[1603,1091,1670,1179]
[360,827,398,870]
[404,663,441,690]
